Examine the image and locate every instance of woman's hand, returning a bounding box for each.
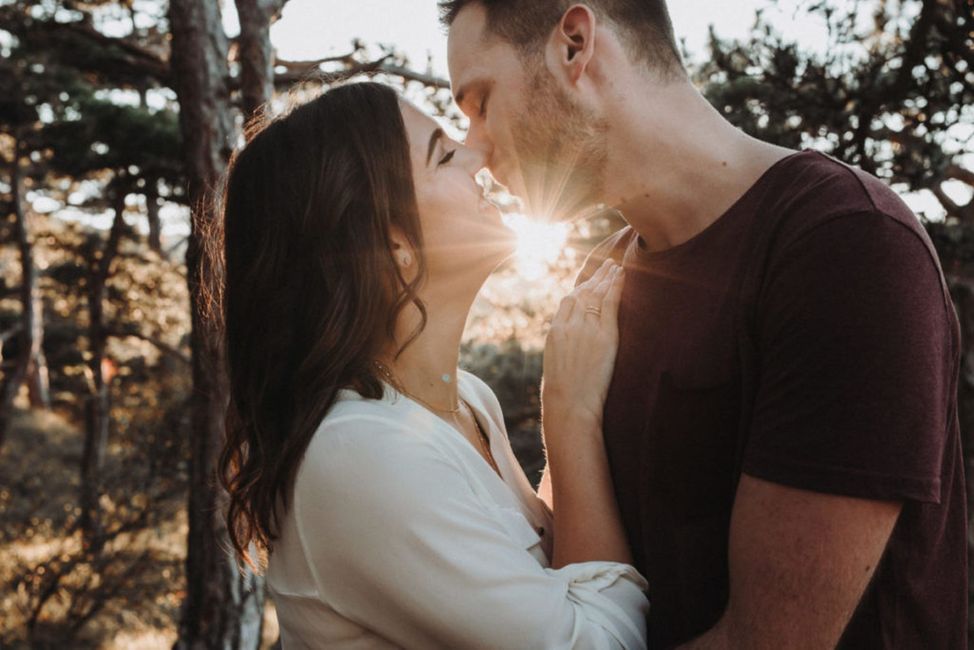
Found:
[539,259,633,568]
[541,259,625,445]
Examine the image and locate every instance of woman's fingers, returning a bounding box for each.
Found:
[574,263,619,326]
[553,293,577,327]
[600,266,625,329]
[581,275,612,321]
[576,259,613,299]
[563,259,609,324]
[552,260,623,331]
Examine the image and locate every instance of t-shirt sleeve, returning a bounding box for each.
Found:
[742,211,954,504]
[292,414,650,649]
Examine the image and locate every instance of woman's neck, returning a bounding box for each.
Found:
[377,281,477,411]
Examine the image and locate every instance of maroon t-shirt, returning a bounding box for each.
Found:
[579,150,966,648]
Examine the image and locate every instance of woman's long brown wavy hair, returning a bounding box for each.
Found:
[212,82,428,570]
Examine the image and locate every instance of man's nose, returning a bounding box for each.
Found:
[463,122,492,162]
[464,145,488,175]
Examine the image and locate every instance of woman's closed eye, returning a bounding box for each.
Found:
[438,149,456,166]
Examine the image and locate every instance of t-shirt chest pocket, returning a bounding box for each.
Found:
[645,353,742,522]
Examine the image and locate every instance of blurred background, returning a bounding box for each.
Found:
[0,0,970,647]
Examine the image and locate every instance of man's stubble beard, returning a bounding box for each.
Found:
[510,68,609,222]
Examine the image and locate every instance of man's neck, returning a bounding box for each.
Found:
[603,80,794,253]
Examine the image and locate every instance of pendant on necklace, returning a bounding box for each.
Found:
[441,373,452,384]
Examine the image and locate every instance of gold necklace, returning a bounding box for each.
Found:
[372,360,501,476]
[372,360,460,414]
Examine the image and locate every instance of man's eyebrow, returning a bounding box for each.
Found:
[426,128,444,166]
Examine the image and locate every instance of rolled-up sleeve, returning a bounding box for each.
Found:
[291,415,649,649]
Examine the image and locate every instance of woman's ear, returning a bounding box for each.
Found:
[389,227,415,269]
[547,4,597,85]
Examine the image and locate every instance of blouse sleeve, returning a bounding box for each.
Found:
[291,414,650,650]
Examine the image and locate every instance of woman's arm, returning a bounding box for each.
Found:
[545,415,633,568]
[292,413,648,649]
[538,464,553,510]
[541,260,632,569]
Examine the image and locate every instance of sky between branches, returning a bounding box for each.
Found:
[239,0,839,75]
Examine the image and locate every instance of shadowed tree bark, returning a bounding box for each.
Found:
[234,0,289,120]
[146,181,163,254]
[0,134,49,449]
[79,187,126,550]
[168,0,264,647]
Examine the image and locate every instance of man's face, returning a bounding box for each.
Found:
[447,3,608,220]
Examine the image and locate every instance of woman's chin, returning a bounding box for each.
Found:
[482,234,517,270]
[478,206,519,254]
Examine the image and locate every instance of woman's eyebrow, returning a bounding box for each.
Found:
[426,128,444,166]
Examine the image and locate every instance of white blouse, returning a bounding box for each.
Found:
[266,370,650,649]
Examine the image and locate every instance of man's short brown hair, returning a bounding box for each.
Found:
[439,0,685,77]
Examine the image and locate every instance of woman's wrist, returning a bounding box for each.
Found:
[542,414,605,464]
[542,410,602,440]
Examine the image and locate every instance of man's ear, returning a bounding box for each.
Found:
[546,4,597,85]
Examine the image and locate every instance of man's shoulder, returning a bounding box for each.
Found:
[766,150,927,247]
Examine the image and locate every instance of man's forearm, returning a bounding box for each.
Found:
[674,618,731,649]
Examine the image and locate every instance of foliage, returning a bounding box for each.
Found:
[0,215,191,645]
[696,0,973,261]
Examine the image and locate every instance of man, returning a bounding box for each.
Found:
[441,1,966,648]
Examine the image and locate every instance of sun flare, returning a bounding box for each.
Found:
[501,213,570,281]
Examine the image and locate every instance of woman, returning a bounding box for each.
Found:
[215,81,648,649]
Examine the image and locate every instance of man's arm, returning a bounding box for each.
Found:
[678,473,902,649]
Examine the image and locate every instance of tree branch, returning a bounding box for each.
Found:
[271,55,449,89]
[946,164,974,188]
[106,326,191,366]
[31,18,171,85]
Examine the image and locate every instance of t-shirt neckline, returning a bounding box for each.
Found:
[633,149,811,263]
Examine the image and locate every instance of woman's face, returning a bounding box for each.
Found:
[399,102,516,282]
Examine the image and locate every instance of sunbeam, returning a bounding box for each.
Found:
[501,213,570,281]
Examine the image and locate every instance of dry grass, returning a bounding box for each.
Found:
[0,407,279,649]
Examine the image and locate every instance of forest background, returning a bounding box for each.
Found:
[0,0,971,647]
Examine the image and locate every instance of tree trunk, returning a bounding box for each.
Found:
[168,0,265,647]
[25,325,51,409]
[234,0,286,120]
[79,190,126,550]
[146,182,163,254]
[0,136,45,447]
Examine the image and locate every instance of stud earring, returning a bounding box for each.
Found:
[399,253,412,267]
